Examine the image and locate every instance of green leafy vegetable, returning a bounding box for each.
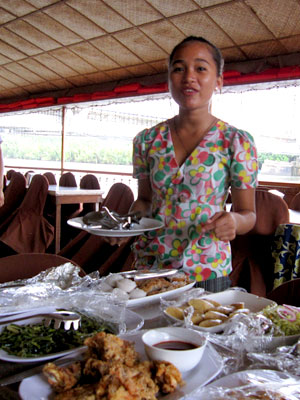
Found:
[0,313,115,358]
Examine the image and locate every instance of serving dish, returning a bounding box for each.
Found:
[0,315,87,363]
[67,216,164,237]
[127,281,195,307]
[19,331,223,400]
[197,369,300,399]
[0,307,144,363]
[164,289,276,333]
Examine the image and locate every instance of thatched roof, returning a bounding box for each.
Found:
[0,0,299,104]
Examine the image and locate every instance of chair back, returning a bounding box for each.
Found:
[249,189,289,235]
[0,253,85,283]
[267,278,300,306]
[80,174,101,214]
[289,192,300,211]
[0,174,54,253]
[0,172,26,226]
[59,172,77,187]
[230,189,290,296]
[6,169,15,180]
[44,172,57,185]
[80,174,100,190]
[102,182,134,214]
[24,170,35,185]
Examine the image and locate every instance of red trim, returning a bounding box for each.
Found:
[0,66,300,113]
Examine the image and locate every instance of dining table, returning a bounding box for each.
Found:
[1,285,300,400]
[47,185,104,254]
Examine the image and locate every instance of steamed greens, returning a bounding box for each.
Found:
[0,313,115,358]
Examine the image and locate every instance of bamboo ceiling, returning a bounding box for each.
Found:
[0,0,300,103]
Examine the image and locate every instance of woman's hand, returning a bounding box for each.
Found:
[103,236,129,247]
[202,211,237,241]
[201,187,257,241]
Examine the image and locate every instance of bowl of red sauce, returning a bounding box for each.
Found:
[142,326,207,373]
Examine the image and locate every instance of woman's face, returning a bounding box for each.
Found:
[168,41,223,113]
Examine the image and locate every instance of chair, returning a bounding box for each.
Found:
[6,169,16,181]
[289,192,300,210]
[0,253,85,283]
[59,182,134,274]
[79,174,101,215]
[43,172,57,224]
[43,172,57,185]
[0,172,26,226]
[24,170,35,185]
[102,182,134,214]
[59,172,81,216]
[58,172,82,247]
[230,189,290,297]
[0,174,54,254]
[267,278,300,306]
[59,172,77,187]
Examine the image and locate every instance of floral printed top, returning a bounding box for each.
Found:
[132,119,258,282]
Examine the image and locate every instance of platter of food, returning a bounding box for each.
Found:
[19,331,223,400]
[164,289,276,333]
[99,271,195,307]
[0,308,144,363]
[68,216,164,237]
[199,369,300,399]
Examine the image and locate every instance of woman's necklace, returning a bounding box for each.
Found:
[173,116,217,158]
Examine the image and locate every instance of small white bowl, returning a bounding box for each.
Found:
[142,326,207,373]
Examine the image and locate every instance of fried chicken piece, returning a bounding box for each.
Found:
[43,361,82,392]
[84,332,139,367]
[83,358,110,379]
[96,360,158,400]
[54,383,97,400]
[151,360,184,394]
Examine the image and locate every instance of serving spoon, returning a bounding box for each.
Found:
[0,310,81,331]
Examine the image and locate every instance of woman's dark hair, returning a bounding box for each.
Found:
[169,36,224,76]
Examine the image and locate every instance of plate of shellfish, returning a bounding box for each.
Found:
[98,270,195,307]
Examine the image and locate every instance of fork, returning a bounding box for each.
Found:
[0,310,81,331]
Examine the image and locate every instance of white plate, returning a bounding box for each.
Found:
[164,289,276,333]
[0,315,86,363]
[19,331,223,400]
[67,216,164,237]
[205,369,299,388]
[127,281,195,307]
[0,308,144,363]
[196,369,300,399]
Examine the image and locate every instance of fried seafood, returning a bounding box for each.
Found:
[43,361,82,392]
[43,332,183,400]
[136,277,176,295]
[84,332,139,367]
[152,360,183,394]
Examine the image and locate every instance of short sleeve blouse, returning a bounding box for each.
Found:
[132,119,258,282]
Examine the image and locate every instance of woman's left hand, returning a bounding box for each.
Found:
[201,211,237,241]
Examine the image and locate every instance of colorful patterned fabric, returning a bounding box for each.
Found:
[272,223,300,289]
[132,119,258,282]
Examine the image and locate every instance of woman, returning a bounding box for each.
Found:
[126,36,257,292]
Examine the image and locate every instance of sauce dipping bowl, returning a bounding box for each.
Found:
[142,326,207,373]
